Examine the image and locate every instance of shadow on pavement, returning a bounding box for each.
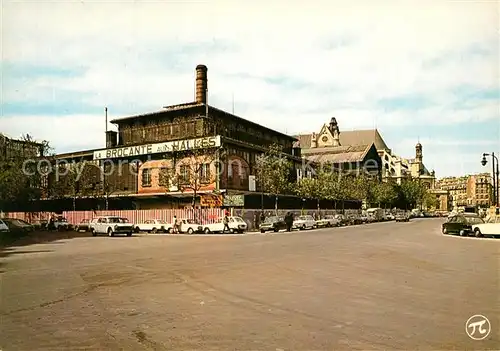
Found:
[0,230,92,250]
[0,248,54,258]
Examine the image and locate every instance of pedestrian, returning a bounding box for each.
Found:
[223,211,230,233]
[48,214,55,231]
[173,215,178,234]
[285,212,294,232]
[260,211,265,224]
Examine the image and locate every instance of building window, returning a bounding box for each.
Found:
[159,167,173,187]
[142,168,152,187]
[199,163,211,183]
[179,165,190,184]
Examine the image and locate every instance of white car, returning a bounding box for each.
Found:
[179,218,203,234]
[0,219,9,232]
[90,216,134,237]
[293,215,316,230]
[471,216,500,238]
[203,216,247,234]
[315,215,340,228]
[48,216,71,231]
[134,219,171,233]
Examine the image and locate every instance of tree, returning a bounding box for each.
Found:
[255,143,294,212]
[422,190,439,210]
[295,177,321,199]
[399,179,426,209]
[372,181,398,208]
[177,149,218,208]
[344,174,377,203]
[0,133,52,211]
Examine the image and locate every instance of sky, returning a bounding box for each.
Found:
[1,0,499,178]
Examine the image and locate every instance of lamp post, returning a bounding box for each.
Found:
[481,152,499,207]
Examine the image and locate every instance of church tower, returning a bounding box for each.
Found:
[416,142,422,163]
[328,117,341,147]
[415,142,423,176]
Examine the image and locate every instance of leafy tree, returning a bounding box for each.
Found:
[295,177,320,199]
[399,179,426,209]
[255,143,294,211]
[176,149,219,209]
[0,133,52,211]
[344,174,377,202]
[372,181,398,208]
[422,190,439,210]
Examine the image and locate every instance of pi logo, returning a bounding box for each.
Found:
[465,315,491,340]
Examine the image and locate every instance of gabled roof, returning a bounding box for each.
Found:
[295,129,390,151]
[110,102,297,141]
[302,143,375,163]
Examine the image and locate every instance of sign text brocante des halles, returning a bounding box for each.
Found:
[93,136,221,160]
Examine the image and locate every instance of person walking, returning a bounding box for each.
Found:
[285,212,294,232]
[173,215,179,234]
[223,210,231,233]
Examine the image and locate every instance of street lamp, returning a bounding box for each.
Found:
[481,152,499,207]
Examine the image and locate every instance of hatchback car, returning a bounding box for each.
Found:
[259,216,287,233]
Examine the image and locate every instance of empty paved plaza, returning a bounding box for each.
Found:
[1,219,498,350]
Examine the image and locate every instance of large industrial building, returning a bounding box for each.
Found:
[49,65,306,210]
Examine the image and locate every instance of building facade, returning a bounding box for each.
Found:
[295,119,437,190]
[296,118,382,178]
[0,133,44,159]
[435,173,493,210]
[53,65,302,209]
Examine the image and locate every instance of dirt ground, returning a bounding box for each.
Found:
[1,219,498,350]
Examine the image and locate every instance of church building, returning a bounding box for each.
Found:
[296,118,382,177]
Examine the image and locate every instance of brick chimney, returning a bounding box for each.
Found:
[195,64,208,104]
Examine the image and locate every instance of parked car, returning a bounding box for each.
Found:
[471,216,500,238]
[48,216,71,231]
[395,213,410,222]
[293,215,316,230]
[0,219,9,232]
[90,216,134,237]
[0,218,34,233]
[14,219,35,231]
[442,213,484,236]
[385,213,396,221]
[259,216,287,233]
[366,208,385,222]
[179,218,203,234]
[32,219,48,231]
[75,219,91,232]
[315,215,340,228]
[134,219,171,233]
[334,214,349,226]
[203,216,247,234]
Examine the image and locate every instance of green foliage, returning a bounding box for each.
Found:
[371,181,398,207]
[255,143,294,195]
[0,134,52,210]
[422,191,439,209]
[293,166,434,210]
[399,179,426,209]
[295,166,338,200]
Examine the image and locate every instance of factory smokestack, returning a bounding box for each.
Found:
[195,64,208,105]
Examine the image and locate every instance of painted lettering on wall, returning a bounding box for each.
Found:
[93,136,221,160]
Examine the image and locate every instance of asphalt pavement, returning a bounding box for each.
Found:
[1,218,498,350]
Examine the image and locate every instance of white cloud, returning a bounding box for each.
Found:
[398,138,500,148]
[1,114,107,152]
[1,0,499,177]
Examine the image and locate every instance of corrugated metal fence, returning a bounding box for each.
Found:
[2,208,224,226]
